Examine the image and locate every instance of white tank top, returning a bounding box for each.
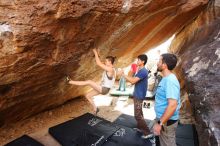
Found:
[100,69,116,88]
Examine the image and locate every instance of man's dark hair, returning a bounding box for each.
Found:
[106,56,116,64]
[137,54,148,65]
[161,53,177,70]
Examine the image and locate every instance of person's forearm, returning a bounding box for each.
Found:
[94,52,102,65]
[124,75,136,84]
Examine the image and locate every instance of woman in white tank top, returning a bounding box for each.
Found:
[67,49,116,114]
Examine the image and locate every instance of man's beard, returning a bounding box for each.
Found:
[157,68,162,72]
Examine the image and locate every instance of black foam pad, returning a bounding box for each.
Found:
[107,114,154,146]
[103,125,153,146]
[113,114,151,129]
[176,124,195,139]
[113,114,199,146]
[176,137,195,146]
[176,124,199,146]
[4,135,44,146]
[49,113,119,146]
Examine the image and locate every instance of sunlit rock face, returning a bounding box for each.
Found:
[0,0,208,125]
[171,2,220,145]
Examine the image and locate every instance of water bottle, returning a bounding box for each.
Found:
[119,76,126,91]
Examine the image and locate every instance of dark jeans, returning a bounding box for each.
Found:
[133,97,151,135]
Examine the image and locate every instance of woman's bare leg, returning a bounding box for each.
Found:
[85,89,100,113]
[69,80,102,93]
[69,80,89,86]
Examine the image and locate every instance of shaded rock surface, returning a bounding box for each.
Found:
[171,1,220,145]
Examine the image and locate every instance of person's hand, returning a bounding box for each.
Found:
[66,76,71,84]
[153,123,162,136]
[93,48,101,57]
[93,48,97,54]
[117,68,125,76]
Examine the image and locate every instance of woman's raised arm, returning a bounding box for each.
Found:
[93,49,114,72]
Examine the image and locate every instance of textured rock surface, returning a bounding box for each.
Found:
[171,1,220,145]
[0,0,208,127]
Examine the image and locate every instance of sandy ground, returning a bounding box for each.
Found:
[0,95,122,145]
[0,91,194,146]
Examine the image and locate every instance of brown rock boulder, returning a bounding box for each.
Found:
[172,2,220,145]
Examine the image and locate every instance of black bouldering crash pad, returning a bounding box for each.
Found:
[4,135,44,146]
[49,113,119,146]
[103,125,154,146]
[113,114,152,129]
[176,124,199,146]
[114,114,199,146]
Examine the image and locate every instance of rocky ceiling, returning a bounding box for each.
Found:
[0,0,219,145]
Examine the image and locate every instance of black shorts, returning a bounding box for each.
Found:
[101,87,110,95]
